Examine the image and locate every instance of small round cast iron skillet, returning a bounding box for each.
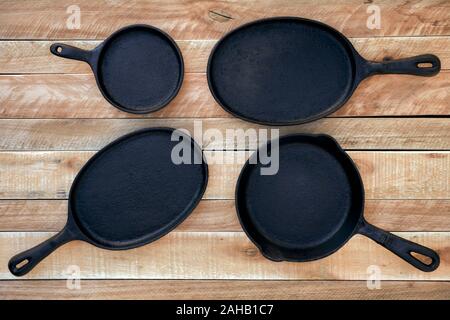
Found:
[51,24,184,114]
[207,17,441,125]
[235,134,439,272]
[9,128,208,276]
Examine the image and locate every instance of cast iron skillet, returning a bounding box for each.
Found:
[50,24,184,114]
[9,128,208,276]
[207,17,441,125]
[236,134,440,272]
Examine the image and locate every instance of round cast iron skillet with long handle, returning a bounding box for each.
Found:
[207,17,441,125]
[9,128,208,276]
[51,24,184,114]
[236,134,439,272]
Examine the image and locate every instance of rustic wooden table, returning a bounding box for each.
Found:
[0,0,449,300]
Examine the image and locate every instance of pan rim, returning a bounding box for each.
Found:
[93,24,185,114]
[235,133,365,262]
[66,127,208,250]
[206,16,361,126]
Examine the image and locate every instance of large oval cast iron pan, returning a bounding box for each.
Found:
[51,24,184,114]
[9,128,208,276]
[207,17,441,125]
[236,134,440,272]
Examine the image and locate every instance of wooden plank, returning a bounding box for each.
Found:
[0,74,228,119]
[1,280,449,300]
[352,152,450,200]
[0,151,448,200]
[0,40,212,74]
[0,1,448,39]
[1,199,449,232]
[364,200,450,231]
[0,118,448,151]
[1,37,449,74]
[0,231,448,280]
[0,200,238,232]
[0,73,449,118]
[336,71,450,116]
[353,37,450,71]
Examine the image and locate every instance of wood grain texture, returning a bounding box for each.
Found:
[1,0,449,300]
[0,72,449,118]
[352,37,450,71]
[0,0,448,39]
[0,40,212,74]
[0,151,448,200]
[0,118,448,151]
[1,199,449,232]
[1,280,450,300]
[1,37,449,74]
[335,71,450,116]
[0,74,227,119]
[1,231,448,280]
[0,200,238,232]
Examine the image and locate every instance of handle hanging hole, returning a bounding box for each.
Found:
[417,62,433,68]
[56,46,63,53]
[410,251,433,265]
[16,259,30,269]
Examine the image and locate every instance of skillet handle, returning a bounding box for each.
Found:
[366,54,440,77]
[8,227,74,277]
[358,220,440,272]
[50,43,92,63]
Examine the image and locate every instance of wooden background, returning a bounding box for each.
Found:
[0,0,449,300]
